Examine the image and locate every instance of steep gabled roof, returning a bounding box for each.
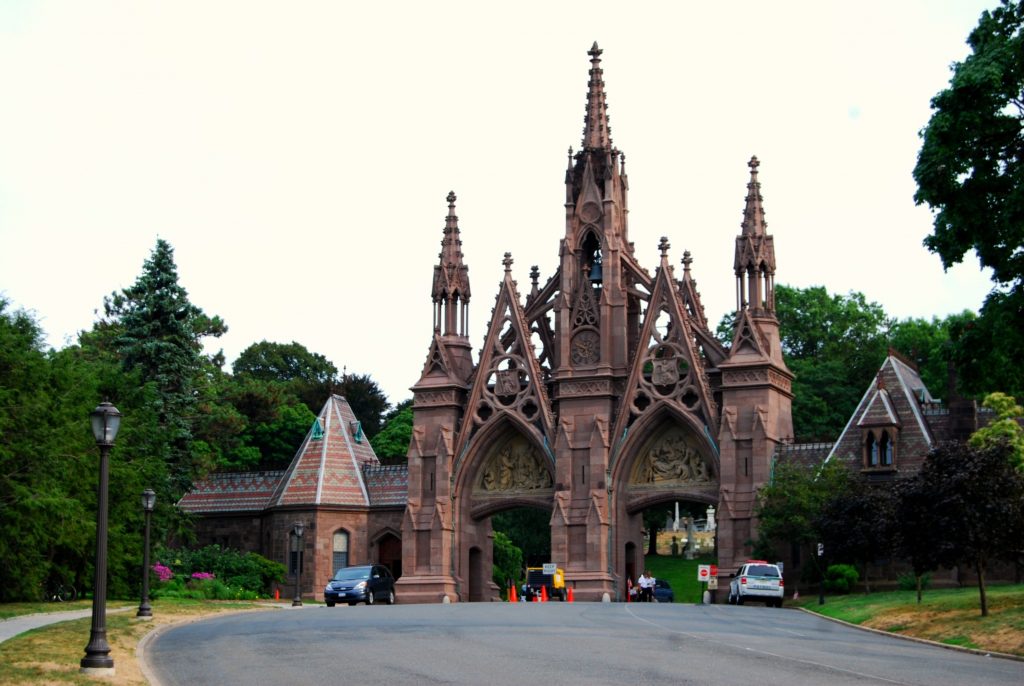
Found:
[826,354,936,465]
[269,394,381,508]
[178,470,285,514]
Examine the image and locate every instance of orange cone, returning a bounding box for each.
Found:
[541,585,548,602]
[567,587,574,603]
[274,588,280,601]
[509,585,517,603]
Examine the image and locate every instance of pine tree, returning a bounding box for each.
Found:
[103,239,226,490]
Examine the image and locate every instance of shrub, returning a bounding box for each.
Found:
[153,544,285,596]
[897,572,931,592]
[824,564,859,594]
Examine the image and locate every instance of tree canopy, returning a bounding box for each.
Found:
[914,1,1024,399]
[913,0,1024,290]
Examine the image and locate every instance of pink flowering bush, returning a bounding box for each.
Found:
[152,563,174,582]
[191,572,215,581]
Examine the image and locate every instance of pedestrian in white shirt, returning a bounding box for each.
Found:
[638,570,655,602]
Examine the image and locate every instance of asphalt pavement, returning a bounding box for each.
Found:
[144,602,1024,686]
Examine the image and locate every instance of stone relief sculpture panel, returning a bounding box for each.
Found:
[477,435,552,493]
[630,428,712,485]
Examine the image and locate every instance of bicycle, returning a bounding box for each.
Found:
[47,581,77,602]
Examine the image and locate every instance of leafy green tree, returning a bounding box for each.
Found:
[492,530,524,598]
[337,373,390,439]
[913,0,1024,291]
[815,484,897,593]
[886,313,968,397]
[753,459,853,588]
[233,340,338,414]
[969,392,1024,470]
[947,294,1024,399]
[371,403,413,461]
[894,473,950,604]
[492,508,550,567]
[774,285,889,441]
[920,440,1024,616]
[914,1,1024,398]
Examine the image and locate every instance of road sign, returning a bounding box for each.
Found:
[708,577,718,590]
[697,564,710,581]
[542,563,557,575]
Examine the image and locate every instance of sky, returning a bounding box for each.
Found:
[0,0,1000,405]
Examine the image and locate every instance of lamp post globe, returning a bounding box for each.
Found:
[292,522,305,607]
[137,489,156,619]
[81,402,121,675]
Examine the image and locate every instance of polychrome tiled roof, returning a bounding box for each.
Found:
[177,471,285,514]
[269,395,381,508]
[364,464,408,507]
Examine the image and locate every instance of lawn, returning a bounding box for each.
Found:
[0,598,273,685]
[792,583,1024,657]
[644,554,717,604]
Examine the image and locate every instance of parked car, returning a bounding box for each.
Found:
[653,578,674,603]
[727,561,784,607]
[324,564,396,606]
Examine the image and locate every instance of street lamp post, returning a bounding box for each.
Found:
[817,542,826,606]
[137,489,156,619]
[80,401,121,675]
[291,522,305,607]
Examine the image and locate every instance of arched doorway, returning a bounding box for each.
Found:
[456,428,555,601]
[376,531,402,579]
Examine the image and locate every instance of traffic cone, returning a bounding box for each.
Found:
[541,585,548,602]
[274,588,280,601]
[509,585,517,603]
[567,587,574,603]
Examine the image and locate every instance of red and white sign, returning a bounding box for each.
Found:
[698,564,711,581]
[710,565,718,577]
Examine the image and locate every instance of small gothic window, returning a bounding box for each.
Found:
[865,433,879,467]
[311,418,324,440]
[333,530,350,574]
[351,420,364,443]
[880,431,894,466]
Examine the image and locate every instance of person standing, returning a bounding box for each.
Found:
[638,570,655,602]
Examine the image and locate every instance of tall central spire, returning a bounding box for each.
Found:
[581,42,613,151]
[740,156,767,236]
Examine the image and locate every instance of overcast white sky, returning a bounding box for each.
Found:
[0,0,998,405]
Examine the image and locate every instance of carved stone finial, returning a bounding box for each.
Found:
[658,236,671,257]
[447,190,456,207]
[530,265,540,285]
[682,250,693,271]
[748,156,760,172]
[503,252,513,272]
[589,41,602,58]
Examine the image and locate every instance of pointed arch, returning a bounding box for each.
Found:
[611,402,720,486]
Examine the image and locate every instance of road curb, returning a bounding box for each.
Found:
[794,606,1024,663]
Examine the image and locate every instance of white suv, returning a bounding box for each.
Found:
[728,561,784,607]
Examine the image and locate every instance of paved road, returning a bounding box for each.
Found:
[145,602,1022,686]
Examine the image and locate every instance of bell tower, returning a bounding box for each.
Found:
[716,158,794,573]
[546,42,637,593]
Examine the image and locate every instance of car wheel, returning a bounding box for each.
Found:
[326,601,335,607]
[386,590,395,605]
[736,595,745,605]
[366,591,375,605]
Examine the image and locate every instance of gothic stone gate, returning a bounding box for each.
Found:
[394,44,791,603]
